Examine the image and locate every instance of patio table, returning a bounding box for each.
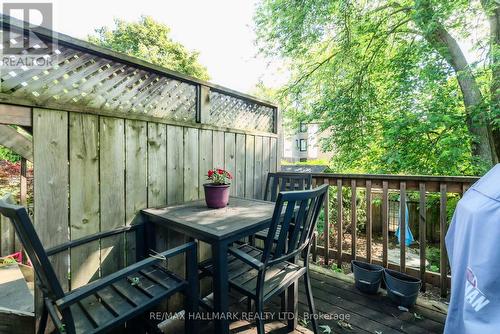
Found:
[142,196,292,334]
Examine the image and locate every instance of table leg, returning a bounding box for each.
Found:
[213,241,229,334]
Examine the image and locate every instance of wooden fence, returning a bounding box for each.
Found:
[30,109,278,292]
[296,172,479,297]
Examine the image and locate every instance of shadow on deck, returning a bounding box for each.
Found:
[195,264,447,334]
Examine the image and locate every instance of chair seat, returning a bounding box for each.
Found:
[227,244,305,302]
[62,265,185,333]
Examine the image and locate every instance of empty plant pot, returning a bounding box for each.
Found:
[383,269,422,308]
[351,260,384,294]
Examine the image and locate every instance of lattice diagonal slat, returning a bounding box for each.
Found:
[208,91,274,133]
[0,31,197,123]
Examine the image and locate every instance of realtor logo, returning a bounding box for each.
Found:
[465,267,490,312]
[1,2,57,69]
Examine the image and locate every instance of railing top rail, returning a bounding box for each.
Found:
[276,171,479,184]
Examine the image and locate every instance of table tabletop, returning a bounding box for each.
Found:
[142,196,276,241]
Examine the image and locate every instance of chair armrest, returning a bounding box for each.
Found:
[46,224,143,256]
[228,246,264,270]
[55,241,196,309]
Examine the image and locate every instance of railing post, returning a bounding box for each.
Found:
[323,179,330,266]
[366,180,372,263]
[350,180,357,261]
[400,181,406,273]
[440,183,448,297]
[382,181,388,268]
[337,179,343,268]
[419,182,426,291]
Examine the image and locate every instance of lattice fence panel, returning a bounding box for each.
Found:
[0,31,197,123]
[208,90,274,133]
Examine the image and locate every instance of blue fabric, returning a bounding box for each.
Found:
[445,164,500,334]
[395,200,414,246]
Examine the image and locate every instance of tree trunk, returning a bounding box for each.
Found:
[414,0,498,168]
[482,0,500,162]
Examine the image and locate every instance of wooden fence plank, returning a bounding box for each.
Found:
[254,136,263,199]
[440,183,448,297]
[125,120,147,265]
[33,108,69,291]
[261,136,270,195]
[166,125,185,311]
[270,137,277,173]
[198,129,213,296]
[99,117,126,276]
[69,113,100,289]
[244,135,255,199]
[212,131,224,170]
[0,104,31,126]
[400,181,407,273]
[419,182,426,291]
[184,128,199,201]
[351,180,357,261]
[224,132,236,196]
[199,130,213,198]
[336,179,343,268]
[147,123,167,207]
[366,180,372,263]
[235,134,245,197]
[382,181,389,268]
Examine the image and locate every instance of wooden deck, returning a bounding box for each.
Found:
[193,264,447,334]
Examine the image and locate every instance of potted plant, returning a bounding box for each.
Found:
[204,168,232,208]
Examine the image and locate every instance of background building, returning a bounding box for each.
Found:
[282,122,333,162]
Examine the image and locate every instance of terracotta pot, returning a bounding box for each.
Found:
[203,184,230,208]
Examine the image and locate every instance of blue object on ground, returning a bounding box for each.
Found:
[445,164,500,334]
[395,198,414,246]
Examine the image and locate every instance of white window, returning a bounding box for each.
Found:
[299,139,307,152]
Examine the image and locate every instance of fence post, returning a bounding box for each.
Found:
[323,179,330,266]
[419,182,426,291]
[366,180,372,263]
[337,179,343,268]
[196,84,210,124]
[440,183,448,297]
[350,180,357,261]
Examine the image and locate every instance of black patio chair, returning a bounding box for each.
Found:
[227,184,328,334]
[251,172,313,245]
[0,199,199,334]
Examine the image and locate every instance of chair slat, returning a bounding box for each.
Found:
[95,286,133,317]
[79,294,116,328]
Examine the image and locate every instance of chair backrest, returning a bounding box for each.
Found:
[263,172,313,202]
[261,184,328,266]
[0,199,65,300]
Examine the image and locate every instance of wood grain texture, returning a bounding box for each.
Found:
[254,136,263,199]
[69,113,100,289]
[125,120,147,265]
[261,136,270,196]
[166,125,186,310]
[99,117,126,276]
[244,135,255,199]
[224,132,236,196]
[184,127,199,201]
[212,131,224,170]
[0,104,31,126]
[33,108,69,291]
[147,123,167,207]
[270,137,277,173]
[235,134,246,197]
[199,129,213,198]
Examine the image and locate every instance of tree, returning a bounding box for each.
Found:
[89,16,210,81]
[255,0,499,175]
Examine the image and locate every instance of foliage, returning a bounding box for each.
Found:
[89,16,210,80]
[206,168,233,185]
[0,146,21,163]
[255,0,496,176]
[426,245,440,272]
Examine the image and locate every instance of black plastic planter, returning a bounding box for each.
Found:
[383,268,422,308]
[351,260,384,294]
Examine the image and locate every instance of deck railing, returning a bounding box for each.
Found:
[276,172,479,297]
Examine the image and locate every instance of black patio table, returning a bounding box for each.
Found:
[141,196,294,334]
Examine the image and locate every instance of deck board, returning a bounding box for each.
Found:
[160,264,446,333]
